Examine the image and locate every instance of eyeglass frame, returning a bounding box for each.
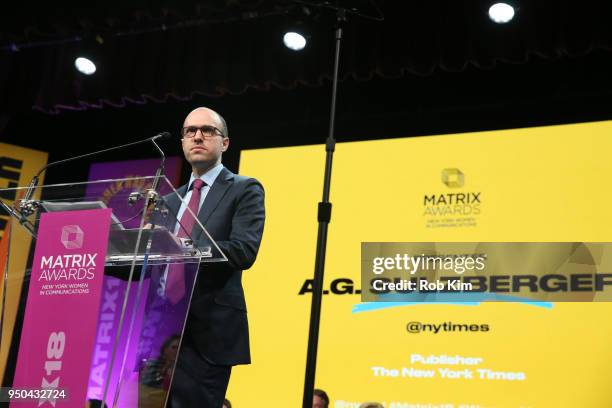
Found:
[180,125,225,139]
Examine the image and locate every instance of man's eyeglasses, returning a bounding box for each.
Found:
[181,125,224,139]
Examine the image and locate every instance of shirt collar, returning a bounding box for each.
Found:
[188,163,224,190]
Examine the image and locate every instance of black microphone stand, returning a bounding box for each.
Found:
[301,2,383,407]
[301,8,343,408]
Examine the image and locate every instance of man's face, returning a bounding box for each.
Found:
[313,395,326,408]
[181,109,229,170]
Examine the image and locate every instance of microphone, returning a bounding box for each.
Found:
[152,132,172,141]
[20,132,172,216]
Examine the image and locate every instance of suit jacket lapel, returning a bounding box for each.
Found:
[197,167,234,226]
[166,168,233,241]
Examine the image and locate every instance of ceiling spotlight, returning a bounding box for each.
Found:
[488,3,515,24]
[283,31,307,51]
[75,57,96,75]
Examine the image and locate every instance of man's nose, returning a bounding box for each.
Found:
[193,128,205,141]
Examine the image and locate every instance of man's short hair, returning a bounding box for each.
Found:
[314,389,329,407]
[216,111,229,138]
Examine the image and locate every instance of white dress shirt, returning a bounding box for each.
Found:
[160,163,224,294]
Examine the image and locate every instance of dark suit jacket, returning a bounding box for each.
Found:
[164,167,265,366]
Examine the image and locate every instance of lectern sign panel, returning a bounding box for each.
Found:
[12,209,111,407]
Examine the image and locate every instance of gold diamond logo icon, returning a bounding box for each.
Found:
[442,168,464,188]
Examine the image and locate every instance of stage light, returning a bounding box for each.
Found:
[488,2,515,24]
[283,31,307,51]
[75,57,96,75]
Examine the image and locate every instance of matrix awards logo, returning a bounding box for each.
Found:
[441,168,464,188]
[422,168,482,229]
[61,225,84,249]
[38,224,97,283]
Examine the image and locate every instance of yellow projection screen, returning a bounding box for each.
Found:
[0,143,48,383]
[229,120,612,408]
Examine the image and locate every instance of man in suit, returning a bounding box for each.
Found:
[168,107,265,407]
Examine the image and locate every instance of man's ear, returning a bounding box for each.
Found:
[222,137,230,152]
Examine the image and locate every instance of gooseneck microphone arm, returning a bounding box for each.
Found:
[29,131,172,194]
[12,132,172,236]
[150,136,167,196]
